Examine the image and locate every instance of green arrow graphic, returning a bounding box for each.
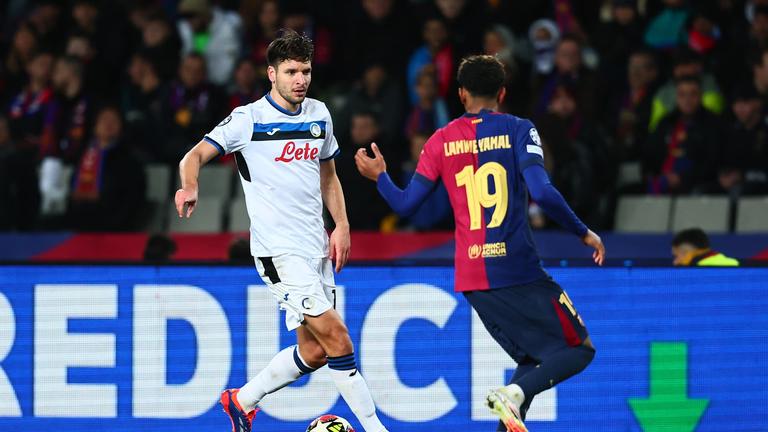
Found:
[629,342,709,432]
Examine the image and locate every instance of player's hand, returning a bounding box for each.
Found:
[354,142,387,181]
[581,229,605,266]
[174,188,198,218]
[329,224,351,273]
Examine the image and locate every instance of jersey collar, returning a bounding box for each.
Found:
[265,92,302,116]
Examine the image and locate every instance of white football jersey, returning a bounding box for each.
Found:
[204,93,340,258]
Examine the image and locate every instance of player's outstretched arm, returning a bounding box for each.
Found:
[355,143,435,216]
[175,141,220,218]
[320,159,351,273]
[522,164,605,265]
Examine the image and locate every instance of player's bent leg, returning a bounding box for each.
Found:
[304,310,388,432]
[297,325,328,369]
[495,359,538,431]
[233,340,322,414]
[513,342,595,404]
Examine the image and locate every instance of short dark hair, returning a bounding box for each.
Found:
[672,228,710,249]
[266,29,314,67]
[674,74,702,89]
[673,49,703,68]
[457,55,506,98]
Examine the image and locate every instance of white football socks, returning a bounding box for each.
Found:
[327,367,387,432]
[237,345,309,412]
[503,383,526,409]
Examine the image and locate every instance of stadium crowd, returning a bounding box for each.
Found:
[1,0,767,232]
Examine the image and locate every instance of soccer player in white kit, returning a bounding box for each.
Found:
[175,30,388,432]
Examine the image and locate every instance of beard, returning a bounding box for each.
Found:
[276,84,306,105]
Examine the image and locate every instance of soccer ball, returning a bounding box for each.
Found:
[306,414,355,432]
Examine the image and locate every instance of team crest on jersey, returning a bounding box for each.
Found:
[218,115,232,127]
[310,122,322,138]
[529,128,541,146]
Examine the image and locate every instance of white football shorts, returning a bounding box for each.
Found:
[254,254,336,330]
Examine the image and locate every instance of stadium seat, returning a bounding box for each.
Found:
[614,196,672,232]
[167,197,223,232]
[176,165,234,198]
[229,198,249,232]
[145,164,171,202]
[736,196,768,233]
[671,196,730,233]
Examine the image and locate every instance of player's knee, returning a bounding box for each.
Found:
[326,322,353,354]
[301,343,327,369]
[577,340,596,367]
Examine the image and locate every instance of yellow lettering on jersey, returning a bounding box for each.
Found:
[444,135,509,157]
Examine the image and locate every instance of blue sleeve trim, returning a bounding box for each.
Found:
[203,136,225,156]
[376,172,435,217]
[320,148,341,162]
[523,164,588,237]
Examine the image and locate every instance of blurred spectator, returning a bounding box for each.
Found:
[431,0,488,57]
[335,111,393,230]
[229,58,263,110]
[528,18,560,79]
[3,21,40,95]
[482,24,525,114]
[39,55,91,163]
[69,0,130,100]
[648,50,725,131]
[407,17,454,106]
[0,116,13,229]
[594,0,645,96]
[144,233,177,261]
[246,0,280,80]
[122,51,170,163]
[342,63,404,149]
[281,2,334,87]
[532,34,597,121]
[141,13,182,81]
[404,66,449,139]
[166,53,225,163]
[8,51,54,152]
[644,0,690,50]
[25,0,65,52]
[686,7,722,56]
[751,47,768,102]
[68,106,146,231]
[744,6,768,55]
[644,76,723,194]
[605,50,660,162]
[177,0,242,85]
[718,84,768,195]
[343,0,415,79]
[535,84,612,226]
[398,131,452,230]
[671,228,739,266]
[4,51,54,229]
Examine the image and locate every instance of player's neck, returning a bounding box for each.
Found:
[269,88,300,113]
[463,97,498,115]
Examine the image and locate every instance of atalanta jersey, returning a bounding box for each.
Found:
[204,93,340,258]
[416,109,548,291]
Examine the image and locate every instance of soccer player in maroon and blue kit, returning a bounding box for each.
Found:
[355,55,605,432]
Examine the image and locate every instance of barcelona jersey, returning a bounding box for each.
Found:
[415,109,548,292]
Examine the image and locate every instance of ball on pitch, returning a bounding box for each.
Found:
[306,414,355,432]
